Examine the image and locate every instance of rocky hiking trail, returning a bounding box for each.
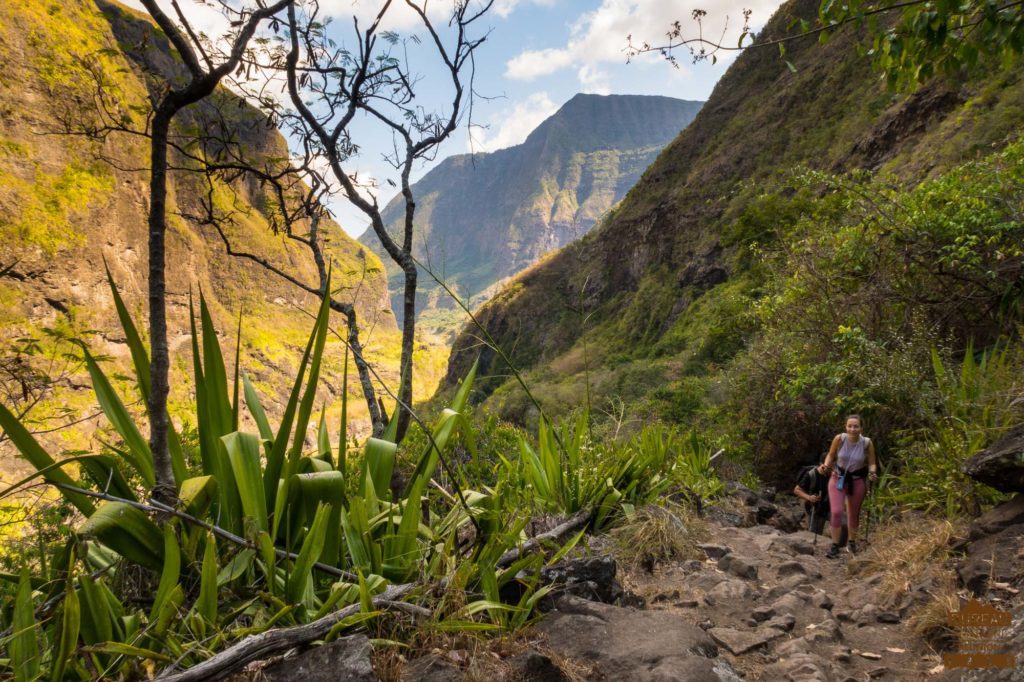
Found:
[258,512,961,681]
[617,524,939,681]
[257,425,1024,682]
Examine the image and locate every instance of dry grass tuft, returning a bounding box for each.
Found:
[371,632,587,682]
[609,503,710,573]
[850,515,964,607]
[908,572,962,650]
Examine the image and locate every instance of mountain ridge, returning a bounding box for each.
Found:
[440,0,1024,436]
[359,93,703,331]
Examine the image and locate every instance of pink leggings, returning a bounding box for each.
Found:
[828,473,866,530]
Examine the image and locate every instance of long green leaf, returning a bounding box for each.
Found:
[49,559,80,682]
[78,502,163,570]
[265,300,323,517]
[83,642,172,663]
[338,345,349,476]
[286,503,331,605]
[242,373,274,444]
[0,403,94,515]
[196,534,218,625]
[81,349,154,488]
[196,294,241,532]
[361,438,397,500]
[284,290,332,476]
[151,525,180,619]
[317,406,332,466]
[104,265,186,483]
[12,568,40,682]
[77,575,116,645]
[199,294,232,437]
[223,432,268,532]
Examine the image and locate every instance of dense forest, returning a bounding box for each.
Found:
[0,0,1022,679]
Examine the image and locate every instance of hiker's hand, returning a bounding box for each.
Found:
[810,494,821,502]
[817,464,830,475]
[868,472,878,482]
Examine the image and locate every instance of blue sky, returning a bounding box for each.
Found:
[123,0,784,236]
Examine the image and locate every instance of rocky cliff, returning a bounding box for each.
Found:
[360,94,702,333]
[0,0,399,474]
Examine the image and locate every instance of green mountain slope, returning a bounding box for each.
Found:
[442,0,1024,458]
[360,94,702,332]
[0,0,399,474]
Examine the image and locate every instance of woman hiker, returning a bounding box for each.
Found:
[817,415,878,558]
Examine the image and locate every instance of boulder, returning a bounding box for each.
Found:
[535,596,728,681]
[537,556,623,604]
[957,523,1024,595]
[955,494,1024,595]
[962,424,1024,493]
[261,635,376,682]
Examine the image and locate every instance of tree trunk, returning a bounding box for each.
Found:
[148,107,177,504]
[396,261,417,441]
[339,306,384,437]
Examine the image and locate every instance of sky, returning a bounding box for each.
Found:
[122,0,784,236]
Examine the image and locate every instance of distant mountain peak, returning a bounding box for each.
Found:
[360,93,703,332]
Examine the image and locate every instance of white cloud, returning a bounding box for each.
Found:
[506,0,783,88]
[469,92,558,152]
[578,64,611,94]
[492,0,558,19]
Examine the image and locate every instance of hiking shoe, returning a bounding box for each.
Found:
[826,543,841,559]
[847,541,858,555]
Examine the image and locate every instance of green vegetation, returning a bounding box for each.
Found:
[0,158,112,255]
[0,273,714,677]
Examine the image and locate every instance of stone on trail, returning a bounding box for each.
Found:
[705,577,754,602]
[698,543,731,559]
[777,560,822,580]
[804,616,843,643]
[763,614,797,632]
[764,652,832,681]
[708,626,785,655]
[535,595,731,681]
[261,634,376,682]
[717,553,759,580]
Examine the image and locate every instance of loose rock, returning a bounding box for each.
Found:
[261,635,375,682]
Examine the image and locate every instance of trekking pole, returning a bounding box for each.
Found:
[864,479,872,545]
[810,499,819,547]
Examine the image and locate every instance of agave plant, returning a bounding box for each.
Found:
[508,412,677,529]
[0,271,518,678]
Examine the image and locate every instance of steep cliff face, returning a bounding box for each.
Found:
[442,0,1024,414]
[0,0,398,474]
[360,94,702,332]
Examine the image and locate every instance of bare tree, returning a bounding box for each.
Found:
[243,0,494,441]
[134,0,291,501]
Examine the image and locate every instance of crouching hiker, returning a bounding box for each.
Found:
[819,414,878,559]
[794,459,849,551]
[794,461,829,537]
